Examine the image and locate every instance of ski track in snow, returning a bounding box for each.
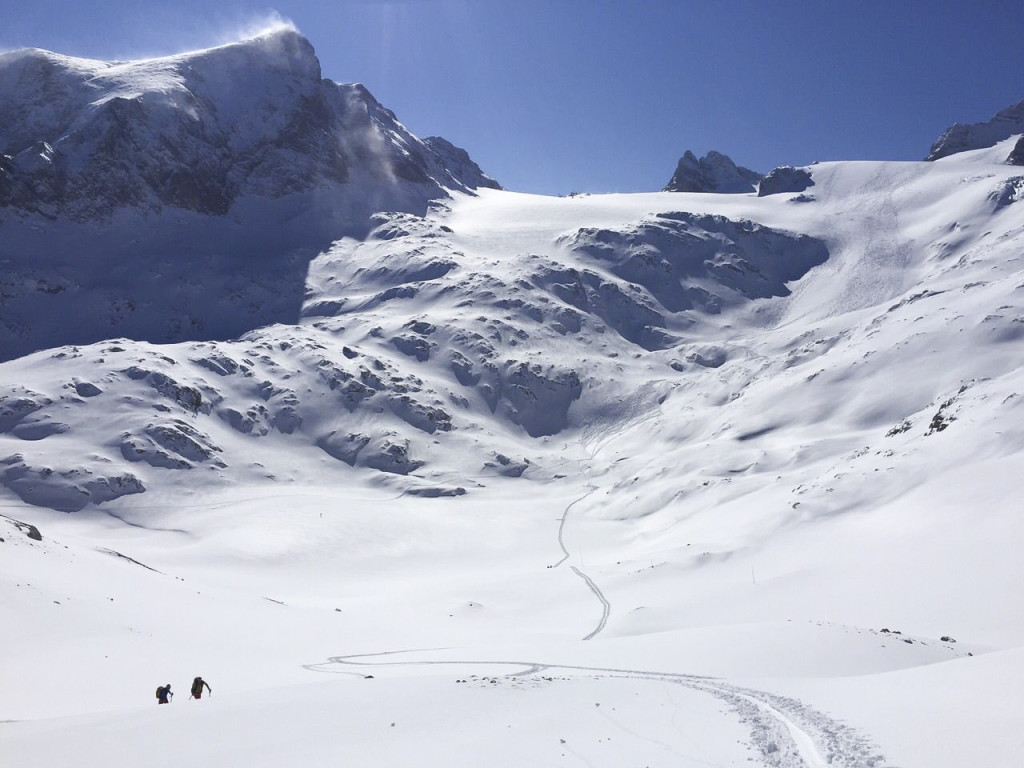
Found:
[306,651,888,768]
[550,390,663,640]
[753,696,827,768]
[551,483,611,640]
[570,565,611,641]
[550,486,597,569]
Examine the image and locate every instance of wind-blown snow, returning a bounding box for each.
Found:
[0,28,498,361]
[2,34,1024,768]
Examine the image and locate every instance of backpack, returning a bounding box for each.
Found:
[191,678,203,697]
[156,686,163,699]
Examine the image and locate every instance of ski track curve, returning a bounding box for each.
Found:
[570,565,611,641]
[551,484,613,641]
[550,486,597,569]
[306,652,888,768]
[545,383,668,640]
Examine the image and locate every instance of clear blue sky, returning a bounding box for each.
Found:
[3,1,1023,195]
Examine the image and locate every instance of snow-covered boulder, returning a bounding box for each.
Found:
[757,165,815,196]
[1,454,144,512]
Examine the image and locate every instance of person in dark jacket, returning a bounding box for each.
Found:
[190,676,212,699]
[156,684,173,704]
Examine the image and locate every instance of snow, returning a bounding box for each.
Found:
[3,33,1024,768]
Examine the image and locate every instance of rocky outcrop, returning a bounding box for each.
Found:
[120,420,225,469]
[317,431,424,474]
[926,98,1024,161]
[562,212,828,316]
[423,136,501,191]
[663,150,761,193]
[1,454,144,512]
[757,166,814,197]
[989,177,1024,209]
[1006,136,1024,166]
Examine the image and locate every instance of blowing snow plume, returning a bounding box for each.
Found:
[0,30,498,361]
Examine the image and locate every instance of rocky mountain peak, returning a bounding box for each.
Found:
[662,150,761,193]
[196,25,318,70]
[926,98,1024,161]
[0,28,496,223]
[0,30,501,361]
[157,26,323,106]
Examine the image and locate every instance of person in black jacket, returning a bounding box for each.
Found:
[156,684,173,704]
[190,676,212,700]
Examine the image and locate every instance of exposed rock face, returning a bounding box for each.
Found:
[562,212,829,321]
[0,28,499,362]
[1006,136,1024,166]
[0,29,496,221]
[663,150,761,193]
[1,454,145,512]
[423,137,501,191]
[757,166,815,197]
[926,99,1024,161]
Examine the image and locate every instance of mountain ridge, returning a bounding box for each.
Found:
[926,97,1024,161]
[0,29,499,361]
[0,27,498,223]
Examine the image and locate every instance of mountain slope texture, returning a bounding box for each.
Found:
[2,29,1023,768]
[0,27,497,362]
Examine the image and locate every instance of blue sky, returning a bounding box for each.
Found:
[3,0,1023,195]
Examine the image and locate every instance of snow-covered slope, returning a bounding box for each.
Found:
[2,32,1024,768]
[0,26,497,362]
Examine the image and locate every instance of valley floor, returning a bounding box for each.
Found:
[3,476,1022,767]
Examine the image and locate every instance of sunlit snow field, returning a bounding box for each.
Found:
[3,133,1024,766]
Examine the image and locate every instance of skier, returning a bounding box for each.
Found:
[190,676,212,700]
[156,683,173,704]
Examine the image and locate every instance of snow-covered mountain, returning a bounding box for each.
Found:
[3,31,1024,768]
[0,27,498,220]
[926,96,1024,161]
[0,27,497,362]
[663,149,761,193]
